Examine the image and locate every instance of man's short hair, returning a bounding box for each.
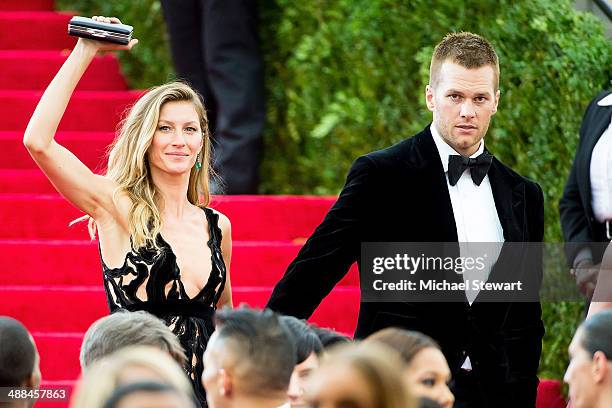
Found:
[214,307,297,396]
[280,315,323,363]
[0,317,36,387]
[80,311,186,370]
[430,32,500,90]
[579,310,612,359]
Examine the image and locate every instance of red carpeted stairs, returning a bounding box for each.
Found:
[0,1,358,406]
[0,2,564,408]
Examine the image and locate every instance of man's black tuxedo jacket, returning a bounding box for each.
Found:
[266,126,545,407]
[560,90,612,265]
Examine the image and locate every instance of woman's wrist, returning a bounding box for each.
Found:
[73,39,99,60]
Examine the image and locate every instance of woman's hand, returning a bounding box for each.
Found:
[76,16,139,53]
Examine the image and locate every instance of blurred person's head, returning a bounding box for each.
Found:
[564,310,612,408]
[280,316,323,407]
[425,32,500,157]
[308,324,351,349]
[202,307,296,408]
[365,328,454,408]
[80,310,186,372]
[71,346,194,408]
[101,381,196,408]
[0,317,41,408]
[304,342,417,408]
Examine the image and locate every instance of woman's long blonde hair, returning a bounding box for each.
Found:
[83,81,213,250]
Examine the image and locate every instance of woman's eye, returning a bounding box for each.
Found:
[185,127,198,132]
[421,378,436,387]
[158,125,171,131]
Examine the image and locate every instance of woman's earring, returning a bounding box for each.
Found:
[195,152,202,170]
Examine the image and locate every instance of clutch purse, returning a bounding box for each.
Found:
[67,16,133,45]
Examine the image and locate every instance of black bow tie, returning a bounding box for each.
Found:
[447,152,493,186]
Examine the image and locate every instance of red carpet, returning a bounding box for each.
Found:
[0,2,564,407]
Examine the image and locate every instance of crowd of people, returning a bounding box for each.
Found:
[1,308,612,407]
[4,11,611,408]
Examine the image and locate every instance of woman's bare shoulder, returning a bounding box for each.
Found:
[207,207,231,233]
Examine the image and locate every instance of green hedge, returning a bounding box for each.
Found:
[57,0,611,382]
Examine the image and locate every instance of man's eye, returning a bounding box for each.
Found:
[475,97,486,103]
[449,94,461,102]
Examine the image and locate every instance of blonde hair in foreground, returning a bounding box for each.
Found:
[311,342,418,408]
[70,346,194,408]
[81,81,212,250]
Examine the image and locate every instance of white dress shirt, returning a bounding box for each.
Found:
[430,125,505,245]
[430,124,505,369]
[589,95,612,223]
[572,95,612,267]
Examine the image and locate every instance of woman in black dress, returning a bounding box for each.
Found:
[23,16,233,406]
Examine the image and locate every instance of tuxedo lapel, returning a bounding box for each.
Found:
[471,158,526,303]
[412,129,459,242]
[488,158,525,242]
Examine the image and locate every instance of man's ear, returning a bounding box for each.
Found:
[592,351,608,383]
[492,89,501,114]
[24,370,41,389]
[219,368,233,397]
[425,85,435,112]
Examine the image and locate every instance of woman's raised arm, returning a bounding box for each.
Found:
[23,16,137,219]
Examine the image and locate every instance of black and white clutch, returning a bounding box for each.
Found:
[68,16,133,45]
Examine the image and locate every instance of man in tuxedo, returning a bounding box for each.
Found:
[266,32,544,407]
[560,90,612,299]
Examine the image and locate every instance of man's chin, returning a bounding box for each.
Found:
[452,135,483,152]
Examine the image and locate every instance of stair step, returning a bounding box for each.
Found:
[0,90,141,131]
[0,11,76,50]
[0,239,359,286]
[0,194,335,241]
[0,0,54,11]
[34,332,83,381]
[0,51,127,90]
[0,131,113,169]
[0,285,360,333]
[0,169,57,193]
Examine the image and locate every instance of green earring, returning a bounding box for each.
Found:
[195,153,202,170]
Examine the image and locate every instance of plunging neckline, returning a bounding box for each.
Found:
[156,230,220,301]
[99,207,223,302]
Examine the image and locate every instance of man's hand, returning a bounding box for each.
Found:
[572,260,600,298]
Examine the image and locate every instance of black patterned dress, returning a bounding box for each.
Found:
[100,207,227,407]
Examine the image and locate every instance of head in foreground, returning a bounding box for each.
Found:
[365,328,454,408]
[0,317,41,408]
[304,342,417,408]
[79,310,186,372]
[564,310,612,408]
[71,346,195,408]
[202,307,297,408]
